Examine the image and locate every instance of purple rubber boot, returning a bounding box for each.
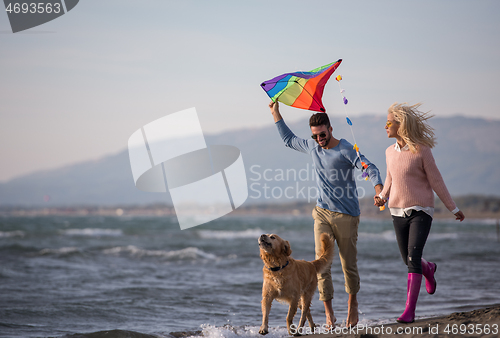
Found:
[397,273,422,323]
[421,259,437,294]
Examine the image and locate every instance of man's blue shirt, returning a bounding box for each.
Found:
[276,119,383,217]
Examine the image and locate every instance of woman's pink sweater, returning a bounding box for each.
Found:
[380,144,457,212]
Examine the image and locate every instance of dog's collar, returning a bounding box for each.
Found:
[267,261,289,272]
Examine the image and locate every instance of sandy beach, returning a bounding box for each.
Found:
[301,305,500,338]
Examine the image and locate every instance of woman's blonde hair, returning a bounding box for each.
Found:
[388,102,436,153]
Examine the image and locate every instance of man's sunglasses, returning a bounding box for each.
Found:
[311,132,327,140]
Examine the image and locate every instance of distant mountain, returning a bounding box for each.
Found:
[1,115,499,206]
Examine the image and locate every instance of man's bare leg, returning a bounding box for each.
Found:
[323,299,336,328]
[347,294,358,327]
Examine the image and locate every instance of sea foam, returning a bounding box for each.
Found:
[198,324,288,338]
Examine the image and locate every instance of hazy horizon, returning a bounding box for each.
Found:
[1,112,499,183]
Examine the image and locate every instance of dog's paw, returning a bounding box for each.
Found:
[259,326,269,335]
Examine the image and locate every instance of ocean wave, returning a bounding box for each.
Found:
[359,230,396,242]
[197,228,264,240]
[60,228,123,236]
[428,232,460,241]
[39,247,81,255]
[0,230,25,238]
[359,230,461,242]
[103,245,217,261]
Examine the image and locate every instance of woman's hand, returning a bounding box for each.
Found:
[455,210,465,222]
[374,195,386,207]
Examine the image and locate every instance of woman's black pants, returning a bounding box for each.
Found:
[392,210,433,274]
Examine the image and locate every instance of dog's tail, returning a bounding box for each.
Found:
[312,233,334,274]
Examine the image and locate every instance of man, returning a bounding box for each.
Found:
[269,101,383,328]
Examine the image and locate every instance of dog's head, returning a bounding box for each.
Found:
[258,234,292,258]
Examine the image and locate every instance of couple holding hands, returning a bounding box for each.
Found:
[269,101,465,327]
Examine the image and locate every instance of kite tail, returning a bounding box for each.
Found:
[335,75,385,211]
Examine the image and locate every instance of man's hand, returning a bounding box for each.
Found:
[374,196,386,207]
[372,185,385,207]
[269,101,283,123]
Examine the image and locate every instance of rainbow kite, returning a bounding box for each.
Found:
[260,59,342,112]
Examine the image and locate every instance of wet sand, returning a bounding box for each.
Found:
[301,305,500,337]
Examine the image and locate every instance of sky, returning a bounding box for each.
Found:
[1,0,499,182]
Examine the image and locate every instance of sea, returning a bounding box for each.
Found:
[1,213,499,338]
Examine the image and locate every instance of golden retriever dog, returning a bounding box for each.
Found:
[258,233,333,336]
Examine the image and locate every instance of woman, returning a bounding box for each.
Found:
[374,102,465,323]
